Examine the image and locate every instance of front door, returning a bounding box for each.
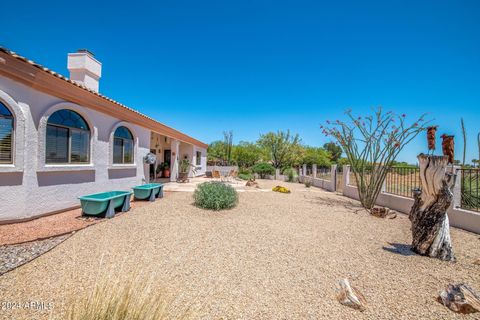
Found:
[164,149,171,167]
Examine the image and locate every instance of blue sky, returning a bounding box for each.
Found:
[1,0,479,163]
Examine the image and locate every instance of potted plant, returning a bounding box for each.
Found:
[163,162,170,178]
[178,159,196,183]
[156,163,164,178]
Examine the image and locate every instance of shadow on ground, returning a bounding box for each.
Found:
[382,242,417,256]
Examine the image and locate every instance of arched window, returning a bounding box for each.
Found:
[0,102,13,164]
[46,109,90,163]
[113,126,134,164]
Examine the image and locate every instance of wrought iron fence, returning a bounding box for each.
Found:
[316,167,331,180]
[385,166,421,198]
[460,168,480,212]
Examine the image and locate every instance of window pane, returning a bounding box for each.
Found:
[0,118,13,163]
[196,151,202,166]
[70,129,89,163]
[123,139,134,164]
[114,126,133,139]
[46,125,68,163]
[0,103,12,117]
[48,109,89,130]
[113,138,123,164]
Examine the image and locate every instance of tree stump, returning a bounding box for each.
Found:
[409,154,456,261]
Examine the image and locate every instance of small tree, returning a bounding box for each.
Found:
[258,130,301,168]
[323,108,428,211]
[232,141,264,168]
[223,131,234,165]
[323,142,343,162]
[302,146,331,167]
[252,163,275,178]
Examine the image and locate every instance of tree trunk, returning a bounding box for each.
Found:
[409,154,456,261]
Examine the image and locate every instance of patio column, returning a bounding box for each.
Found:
[302,164,307,176]
[330,164,337,192]
[170,139,180,182]
[312,164,317,178]
[342,165,350,195]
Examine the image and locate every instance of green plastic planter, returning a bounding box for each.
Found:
[79,191,132,218]
[132,183,164,201]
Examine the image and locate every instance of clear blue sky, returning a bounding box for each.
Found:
[1,0,479,163]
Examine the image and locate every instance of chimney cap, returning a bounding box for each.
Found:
[76,49,95,56]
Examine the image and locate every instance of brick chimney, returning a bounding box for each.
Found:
[67,49,102,92]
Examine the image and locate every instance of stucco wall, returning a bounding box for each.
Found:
[0,76,150,223]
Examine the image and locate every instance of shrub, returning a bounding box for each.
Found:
[252,163,275,178]
[238,173,254,180]
[282,167,298,182]
[67,274,188,320]
[194,182,238,210]
[304,180,312,188]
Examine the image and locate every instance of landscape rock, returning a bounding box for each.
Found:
[438,283,480,314]
[336,278,367,311]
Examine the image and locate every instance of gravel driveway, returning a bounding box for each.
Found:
[0,180,479,319]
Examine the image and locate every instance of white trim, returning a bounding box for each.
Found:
[37,102,96,171]
[108,121,138,168]
[0,89,25,172]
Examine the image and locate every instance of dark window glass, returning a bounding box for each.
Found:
[113,126,134,164]
[196,151,201,166]
[46,126,68,163]
[46,110,90,164]
[0,102,14,164]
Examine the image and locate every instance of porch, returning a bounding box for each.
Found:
[149,131,206,183]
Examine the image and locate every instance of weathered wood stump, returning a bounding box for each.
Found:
[409,154,456,261]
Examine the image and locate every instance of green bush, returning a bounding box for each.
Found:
[239,167,252,175]
[194,182,238,210]
[238,173,254,180]
[252,163,275,178]
[283,167,298,182]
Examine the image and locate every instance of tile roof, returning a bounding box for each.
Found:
[0,47,207,147]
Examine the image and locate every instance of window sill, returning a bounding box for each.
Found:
[38,164,96,172]
[108,164,137,170]
[0,164,23,173]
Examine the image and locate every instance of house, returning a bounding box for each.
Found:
[0,48,208,223]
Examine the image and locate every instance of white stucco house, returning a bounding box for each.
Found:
[0,48,208,223]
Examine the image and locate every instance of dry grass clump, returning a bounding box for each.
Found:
[67,274,190,320]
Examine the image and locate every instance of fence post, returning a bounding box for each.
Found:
[275,168,280,181]
[451,166,462,210]
[330,164,337,192]
[298,166,302,176]
[342,165,350,195]
[312,164,317,178]
[303,164,307,177]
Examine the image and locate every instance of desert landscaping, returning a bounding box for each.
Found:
[1,180,479,319]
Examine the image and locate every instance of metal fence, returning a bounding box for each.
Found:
[385,166,421,198]
[316,167,331,180]
[460,168,480,212]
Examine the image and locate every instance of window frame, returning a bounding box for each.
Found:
[111,125,136,166]
[0,103,14,165]
[45,109,91,165]
[196,151,202,166]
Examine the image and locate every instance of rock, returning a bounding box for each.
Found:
[438,283,480,314]
[336,279,367,311]
[246,179,258,187]
[473,259,480,266]
[371,207,395,219]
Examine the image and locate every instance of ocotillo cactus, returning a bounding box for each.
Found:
[441,134,455,164]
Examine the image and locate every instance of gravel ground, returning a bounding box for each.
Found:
[0,180,479,319]
[0,235,71,275]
